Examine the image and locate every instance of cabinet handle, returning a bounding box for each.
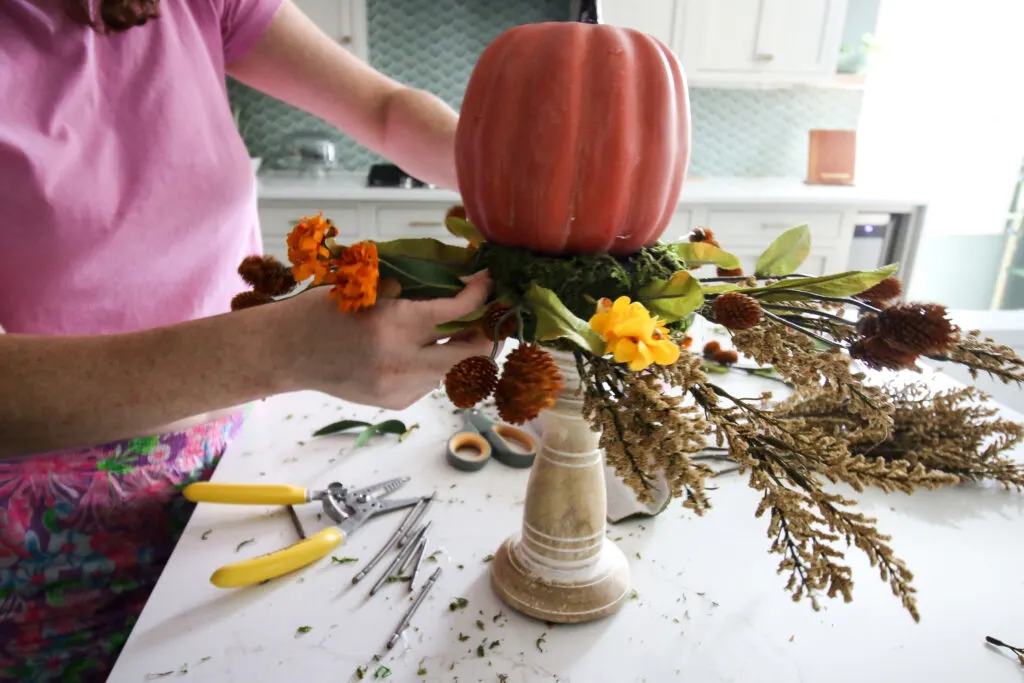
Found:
[408,221,441,228]
[755,53,774,62]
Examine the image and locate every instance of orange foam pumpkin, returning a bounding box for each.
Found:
[455,17,690,256]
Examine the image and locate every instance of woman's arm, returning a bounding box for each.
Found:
[225,2,460,190]
[0,276,492,458]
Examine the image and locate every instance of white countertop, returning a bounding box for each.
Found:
[256,171,930,211]
[109,365,1024,683]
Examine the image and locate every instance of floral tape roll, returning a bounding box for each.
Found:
[489,426,538,469]
[445,433,491,472]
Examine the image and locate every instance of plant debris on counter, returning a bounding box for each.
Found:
[476,619,485,630]
[311,418,411,448]
[295,625,312,635]
[458,633,470,642]
[449,597,469,611]
[536,632,547,652]
[200,529,212,540]
[235,538,255,552]
[373,666,392,679]
[482,554,494,563]
[331,556,358,564]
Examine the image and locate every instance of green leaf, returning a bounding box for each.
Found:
[42,508,59,533]
[671,242,742,269]
[522,284,605,355]
[378,254,466,299]
[635,271,705,322]
[445,216,484,247]
[754,224,811,277]
[312,419,372,437]
[354,420,409,449]
[756,263,899,300]
[375,238,476,275]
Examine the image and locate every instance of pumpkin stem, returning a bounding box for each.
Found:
[575,0,601,24]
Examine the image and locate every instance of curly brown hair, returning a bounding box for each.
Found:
[66,0,160,32]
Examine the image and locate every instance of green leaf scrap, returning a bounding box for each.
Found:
[671,241,742,270]
[331,556,358,564]
[296,625,312,634]
[755,224,811,277]
[373,665,392,679]
[449,597,469,611]
[523,283,604,355]
[354,419,408,449]
[636,271,705,322]
[312,419,372,437]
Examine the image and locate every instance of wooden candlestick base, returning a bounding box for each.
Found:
[490,350,631,623]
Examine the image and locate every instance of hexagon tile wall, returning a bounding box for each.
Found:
[229,0,862,179]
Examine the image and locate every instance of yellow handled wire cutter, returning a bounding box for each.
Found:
[182,476,423,588]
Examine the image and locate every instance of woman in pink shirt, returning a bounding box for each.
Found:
[0,1,492,680]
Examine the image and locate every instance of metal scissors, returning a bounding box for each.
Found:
[445,408,538,471]
[182,476,423,588]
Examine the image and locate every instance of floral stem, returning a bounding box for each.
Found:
[751,288,882,313]
[764,304,856,327]
[698,273,815,284]
[762,310,847,349]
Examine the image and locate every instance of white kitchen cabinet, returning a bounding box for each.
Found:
[293,0,368,61]
[584,0,848,87]
[677,0,848,84]
[595,0,676,49]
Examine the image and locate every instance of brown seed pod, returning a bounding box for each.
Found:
[849,336,919,371]
[713,349,739,365]
[444,356,499,409]
[716,267,744,277]
[688,227,720,247]
[493,344,564,425]
[702,340,722,358]
[230,291,273,311]
[480,303,518,342]
[237,255,296,297]
[875,303,956,355]
[714,292,764,331]
[858,277,903,308]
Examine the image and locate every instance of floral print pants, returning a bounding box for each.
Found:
[0,411,247,682]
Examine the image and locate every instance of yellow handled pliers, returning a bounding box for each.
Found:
[182,476,422,588]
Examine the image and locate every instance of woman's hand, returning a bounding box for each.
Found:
[271,272,494,409]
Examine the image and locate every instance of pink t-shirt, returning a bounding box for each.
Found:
[0,0,283,335]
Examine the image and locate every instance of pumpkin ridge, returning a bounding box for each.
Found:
[646,38,689,250]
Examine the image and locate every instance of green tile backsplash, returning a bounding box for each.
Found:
[229,0,863,178]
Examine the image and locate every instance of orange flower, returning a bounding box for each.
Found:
[287,213,333,284]
[326,241,380,312]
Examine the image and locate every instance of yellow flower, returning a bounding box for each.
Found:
[588,296,681,371]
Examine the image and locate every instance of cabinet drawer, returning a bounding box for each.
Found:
[259,206,360,238]
[661,209,694,241]
[705,210,845,245]
[375,205,452,239]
